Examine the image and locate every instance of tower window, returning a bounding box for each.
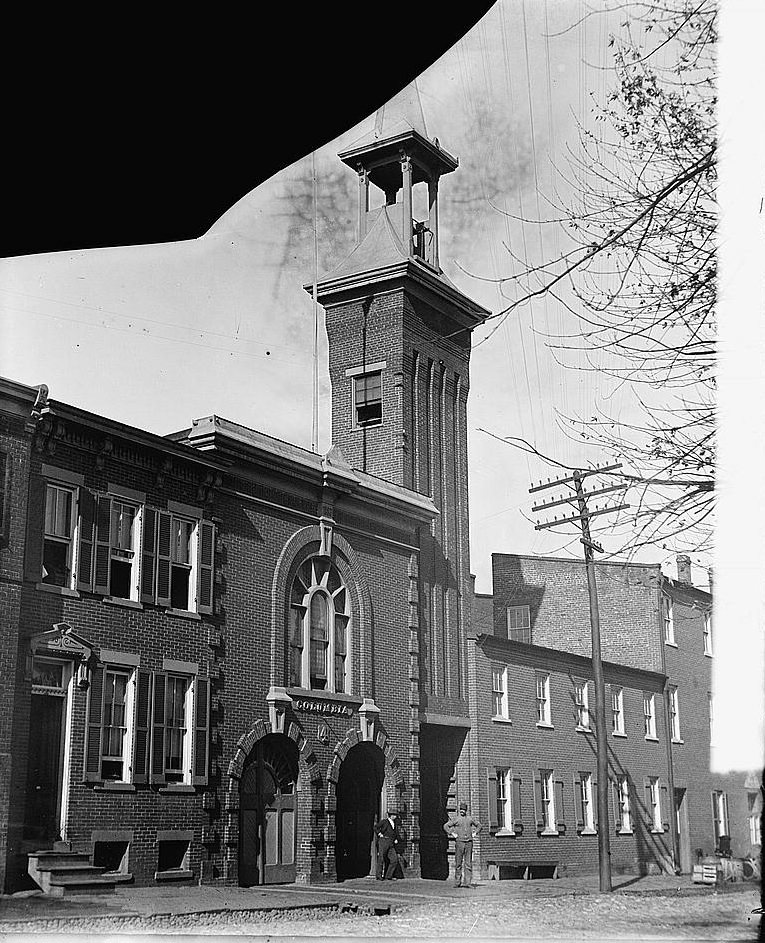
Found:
[353,372,382,427]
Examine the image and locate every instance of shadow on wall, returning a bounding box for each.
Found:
[491,556,547,641]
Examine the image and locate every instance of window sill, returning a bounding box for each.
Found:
[612,731,627,738]
[491,716,512,725]
[704,652,713,658]
[617,828,633,835]
[539,828,559,837]
[95,783,136,793]
[103,871,133,883]
[159,784,195,794]
[664,640,678,648]
[536,722,554,730]
[644,735,659,742]
[575,726,593,735]
[35,582,80,598]
[167,608,201,621]
[351,422,383,432]
[671,738,684,745]
[103,596,143,610]
[154,869,193,882]
[286,687,362,706]
[494,828,516,837]
[580,828,598,836]
[650,827,665,834]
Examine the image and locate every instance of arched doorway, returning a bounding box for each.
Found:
[335,742,384,881]
[239,734,298,886]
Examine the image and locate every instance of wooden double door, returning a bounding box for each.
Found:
[239,735,298,885]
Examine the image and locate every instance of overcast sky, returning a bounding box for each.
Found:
[1,0,762,769]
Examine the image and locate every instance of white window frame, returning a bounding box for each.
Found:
[662,594,675,645]
[748,792,762,846]
[108,498,141,601]
[168,513,198,612]
[536,672,552,727]
[496,767,513,832]
[575,679,591,731]
[643,692,657,740]
[580,772,596,833]
[540,769,556,833]
[42,481,78,589]
[668,685,681,741]
[506,605,531,643]
[100,667,135,783]
[712,790,729,844]
[163,674,193,784]
[611,685,625,736]
[289,557,351,694]
[703,610,713,656]
[617,775,632,833]
[491,664,510,720]
[648,777,663,832]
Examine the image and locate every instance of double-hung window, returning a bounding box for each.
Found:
[748,792,762,846]
[492,665,509,720]
[109,499,138,599]
[289,556,351,693]
[496,768,512,830]
[615,775,632,832]
[163,675,191,783]
[487,767,521,835]
[611,686,625,735]
[353,372,383,427]
[506,605,531,643]
[643,692,657,739]
[646,777,663,832]
[668,685,681,741]
[577,772,596,833]
[703,611,713,656]
[536,672,552,726]
[574,680,591,730]
[539,769,555,832]
[100,668,133,781]
[662,594,675,644]
[43,482,76,588]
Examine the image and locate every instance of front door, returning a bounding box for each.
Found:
[24,694,65,844]
[335,742,384,881]
[239,735,298,886]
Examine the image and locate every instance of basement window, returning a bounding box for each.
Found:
[155,831,193,881]
[93,840,129,876]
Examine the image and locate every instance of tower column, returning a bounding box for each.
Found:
[428,177,440,270]
[401,152,413,258]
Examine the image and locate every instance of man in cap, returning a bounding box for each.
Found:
[443,800,481,888]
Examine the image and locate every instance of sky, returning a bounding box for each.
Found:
[1,0,762,771]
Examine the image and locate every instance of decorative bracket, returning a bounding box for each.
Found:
[266,686,293,734]
[318,517,334,558]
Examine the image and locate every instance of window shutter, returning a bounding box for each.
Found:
[554,779,566,833]
[132,668,152,784]
[512,775,523,834]
[628,780,638,827]
[156,512,172,607]
[644,780,653,826]
[197,521,215,615]
[574,775,584,831]
[593,780,599,827]
[76,489,96,591]
[24,476,46,581]
[722,793,730,835]
[533,774,544,829]
[613,781,621,831]
[487,768,498,829]
[84,665,105,782]
[192,675,210,785]
[93,494,112,595]
[140,507,158,604]
[150,671,167,784]
[660,784,670,831]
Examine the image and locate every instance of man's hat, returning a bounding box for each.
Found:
[459,801,468,810]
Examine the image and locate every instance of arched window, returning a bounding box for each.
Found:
[289,557,350,693]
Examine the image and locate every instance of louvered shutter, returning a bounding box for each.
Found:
[574,775,584,831]
[593,780,599,827]
[140,507,158,604]
[487,768,498,829]
[156,512,172,607]
[613,781,621,831]
[533,774,544,829]
[644,780,653,826]
[77,489,96,591]
[554,779,566,833]
[132,668,152,784]
[84,666,105,781]
[24,477,47,580]
[192,675,210,785]
[660,783,670,831]
[512,775,523,834]
[197,521,215,615]
[150,672,167,784]
[93,494,112,595]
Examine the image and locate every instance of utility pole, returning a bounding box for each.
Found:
[530,463,628,893]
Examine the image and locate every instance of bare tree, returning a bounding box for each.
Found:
[486,0,716,557]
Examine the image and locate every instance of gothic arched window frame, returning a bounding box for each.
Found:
[288,556,351,694]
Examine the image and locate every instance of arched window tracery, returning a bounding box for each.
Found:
[288,557,350,693]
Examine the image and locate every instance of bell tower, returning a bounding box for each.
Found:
[307,84,490,878]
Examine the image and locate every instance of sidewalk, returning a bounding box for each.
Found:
[0,871,741,926]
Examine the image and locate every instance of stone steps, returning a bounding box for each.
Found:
[28,849,119,897]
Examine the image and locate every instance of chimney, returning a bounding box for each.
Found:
[676,555,692,585]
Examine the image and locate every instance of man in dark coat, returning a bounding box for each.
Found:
[375,812,399,880]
